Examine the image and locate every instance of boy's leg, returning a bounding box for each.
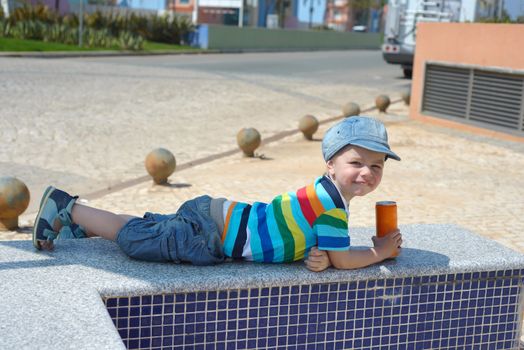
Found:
[34,185,140,250]
[39,204,137,250]
[70,204,137,241]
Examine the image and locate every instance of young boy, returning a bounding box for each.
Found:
[33,116,402,272]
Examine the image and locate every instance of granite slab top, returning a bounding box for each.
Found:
[1,224,523,349]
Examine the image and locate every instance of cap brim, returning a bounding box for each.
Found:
[351,141,401,161]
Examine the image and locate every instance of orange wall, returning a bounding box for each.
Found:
[410,23,524,141]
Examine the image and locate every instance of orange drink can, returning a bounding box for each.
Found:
[376,201,399,257]
[376,201,398,238]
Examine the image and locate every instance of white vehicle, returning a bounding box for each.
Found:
[382,0,503,78]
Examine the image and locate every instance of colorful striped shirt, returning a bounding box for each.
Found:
[221,175,350,263]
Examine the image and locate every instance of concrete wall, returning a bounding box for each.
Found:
[410,22,524,141]
[195,24,381,50]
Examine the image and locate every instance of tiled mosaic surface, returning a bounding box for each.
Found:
[104,270,524,350]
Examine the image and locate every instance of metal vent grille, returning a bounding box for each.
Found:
[422,65,469,119]
[470,71,523,129]
[422,64,524,134]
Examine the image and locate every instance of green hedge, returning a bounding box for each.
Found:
[1,2,194,50]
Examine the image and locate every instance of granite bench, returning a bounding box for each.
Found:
[1,224,523,349]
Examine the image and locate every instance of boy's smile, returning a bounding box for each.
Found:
[326,145,385,202]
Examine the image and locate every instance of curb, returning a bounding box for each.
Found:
[0,47,382,59]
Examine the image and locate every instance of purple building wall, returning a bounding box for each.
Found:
[24,0,71,15]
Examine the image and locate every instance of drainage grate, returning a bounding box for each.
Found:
[422,64,524,134]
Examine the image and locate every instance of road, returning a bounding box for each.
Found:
[96,51,405,85]
[0,50,409,213]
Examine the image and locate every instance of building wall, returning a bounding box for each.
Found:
[19,0,71,14]
[325,0,353,31]
[198,7,240,25]
[256,0,299,28]
[297,0,326,27]
[410,22,524,139]
[120,0,166,11]
[168,0,194,18]
[10,0,165,15]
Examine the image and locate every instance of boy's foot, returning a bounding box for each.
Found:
[32,186,86,250]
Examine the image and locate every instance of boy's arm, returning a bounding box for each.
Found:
[328,230,402,270]
[327,248,384,269]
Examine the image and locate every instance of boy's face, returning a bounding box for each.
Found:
[326,145,385,201]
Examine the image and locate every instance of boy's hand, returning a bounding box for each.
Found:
[372,230,402,259]
[305,247,331,272]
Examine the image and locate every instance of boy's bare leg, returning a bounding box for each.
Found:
[70,204,136,241]
[40,204,138,250]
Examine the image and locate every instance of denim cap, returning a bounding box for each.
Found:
[322,116,401,161]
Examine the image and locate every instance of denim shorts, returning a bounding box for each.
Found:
[116,195,225,265]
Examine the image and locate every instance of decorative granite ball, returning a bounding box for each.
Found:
[298,115,319,140]
[237,128,261,157]
[401,90,411,105]
[375,94,391,112]
[342,102,360,117]
[145,148,177,185]
[0,176,30,231]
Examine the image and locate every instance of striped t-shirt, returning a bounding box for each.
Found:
[220,175,350,263]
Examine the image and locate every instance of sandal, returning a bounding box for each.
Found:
[32,186,86,250]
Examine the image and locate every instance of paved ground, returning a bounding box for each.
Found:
[0,51,409,214]
[1,53,523,342]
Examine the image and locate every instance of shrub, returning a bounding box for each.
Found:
[118,31,144,50]
[42,23,75,44]
[0,20,5,38]
[9,20,48,40]
[85,10,118,31]
[2,2,193,49]
[10,2,58,24]
[62,14,79,28]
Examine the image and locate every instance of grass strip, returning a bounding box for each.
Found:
[0,37,200,52]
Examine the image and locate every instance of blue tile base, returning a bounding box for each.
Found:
[104,269,524,350]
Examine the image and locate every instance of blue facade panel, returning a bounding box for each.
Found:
[118,0,166,11]
[297,0,326,26]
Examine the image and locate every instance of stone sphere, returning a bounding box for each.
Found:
[401,90,411,105]
[145,148,176,185]
[298,115,319,140]
[375,95,391,112]
[342,102,360,117]
[237,128,261,157]
[0,176,30,230]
